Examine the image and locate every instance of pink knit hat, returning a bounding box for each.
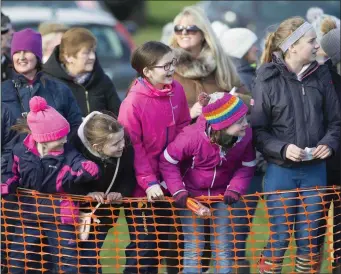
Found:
[27,96,70,142]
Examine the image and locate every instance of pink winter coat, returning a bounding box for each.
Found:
[159,116,256,198]
[118,78,191,197]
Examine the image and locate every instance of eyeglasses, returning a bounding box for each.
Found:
[149,58,177,71]
[174,25,201,35]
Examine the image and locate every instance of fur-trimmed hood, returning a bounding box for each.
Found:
[173,45,217,79]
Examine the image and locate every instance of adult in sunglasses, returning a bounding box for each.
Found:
[1,12,14,81]
[169,6,252,121]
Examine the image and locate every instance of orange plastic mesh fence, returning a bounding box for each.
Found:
[1,186,340,273]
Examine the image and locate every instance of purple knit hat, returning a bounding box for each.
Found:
[11,28,42,61]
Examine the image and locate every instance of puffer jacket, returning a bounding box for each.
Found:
[159,116,256,197]
[1,71,82,133]
[1,134,99,224]
[71,113,137,197]
[1,104,16,173]
[43,46,121,117]
[118,77,191,197]
[251,53,341,167]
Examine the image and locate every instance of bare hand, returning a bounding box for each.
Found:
[285,144,305,162]
[106,192,123,204]
[313,145,331,159]
[87,192,105,203]
[190,102,203,119]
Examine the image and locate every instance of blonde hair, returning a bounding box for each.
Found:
[84,113,123,149]
[261,17,305,64]
[169,5,240,90]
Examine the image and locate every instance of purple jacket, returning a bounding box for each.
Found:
[159,116,256,198]
[1,134,99,224]
[118,78,191,197]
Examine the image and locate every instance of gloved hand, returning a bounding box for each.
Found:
[1,182,19,195]
[224,189,241,205]
[146,184,164,202]
[173,191,189,208]
[82,161,99,177]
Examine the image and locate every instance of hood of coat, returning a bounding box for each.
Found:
[173,44,217,80]
[43,45,105,88]
[77,111,103,159]
[256,51,319,82]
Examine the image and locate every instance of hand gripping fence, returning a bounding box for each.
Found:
[1,186,340,273]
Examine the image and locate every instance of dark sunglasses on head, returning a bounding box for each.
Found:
[174,25,201,35]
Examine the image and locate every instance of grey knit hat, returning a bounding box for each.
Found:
[320,28,340,65]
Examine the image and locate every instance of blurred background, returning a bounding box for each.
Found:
[2,0,340,96]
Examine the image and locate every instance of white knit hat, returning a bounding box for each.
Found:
[219,28,258,59]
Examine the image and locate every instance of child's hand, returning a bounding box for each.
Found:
[82,161,99,176]
[87,192,105,203]
[190,102,203,119]
[106,192,123,204]
[1,182,18,195]
[146,184,164,202]
[224,189,241,205]
[173,191,189,208]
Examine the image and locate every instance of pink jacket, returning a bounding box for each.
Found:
[159,116,256,198]
[118,78,191,197]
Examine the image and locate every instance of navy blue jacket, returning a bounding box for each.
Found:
[1,71,82,132]
[231,57,256,93]
[2,134,99,224]
[1,104,16,173]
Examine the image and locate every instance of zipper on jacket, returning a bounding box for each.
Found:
[85,90,90,114]
[302,85,305,95]
[169,97,176,123]
[301,83,310,146]
[207,167,217,197]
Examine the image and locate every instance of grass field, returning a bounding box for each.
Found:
[132,1,199,45]
[99,200,333,273]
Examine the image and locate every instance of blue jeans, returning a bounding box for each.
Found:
[230,174,263,259]
[179,202,233,274]
[7,220,78,274]
[263,162,326,258]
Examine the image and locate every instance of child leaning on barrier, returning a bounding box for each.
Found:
[71,111,137,273]
[159,92,256,274]
[118,41,191,274]
[1,96,99,274]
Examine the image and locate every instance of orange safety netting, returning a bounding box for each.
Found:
[1,186,340,273]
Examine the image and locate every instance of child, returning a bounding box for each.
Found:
[118,41,191,274]
[1,96,99,274]
[72,111,137,273]
[159,92,256,273]
[251,17,340,273]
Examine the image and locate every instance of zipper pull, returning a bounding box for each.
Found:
[302,84,305,95]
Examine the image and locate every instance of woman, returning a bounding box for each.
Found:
[169,6,251,120]
[1,28,82,173]
[43,27,121,117]
[251,17,340,273]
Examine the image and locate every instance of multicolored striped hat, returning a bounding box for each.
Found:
[202,92,248,130]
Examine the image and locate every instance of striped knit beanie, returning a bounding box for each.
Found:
[202,92,248,130]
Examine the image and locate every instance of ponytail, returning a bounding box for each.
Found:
[11,118,31,134]
[261,32,277,64]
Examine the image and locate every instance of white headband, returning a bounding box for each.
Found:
[279,22,313,52]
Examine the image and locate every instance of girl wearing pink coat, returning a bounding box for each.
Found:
[159,92,256,273]
[118,41,191,274]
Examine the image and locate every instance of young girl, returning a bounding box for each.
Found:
[159,92,256,273]
[251,17,340,273]
[1,96,99,274]
[72,111,137,273]
[118,41,191,274]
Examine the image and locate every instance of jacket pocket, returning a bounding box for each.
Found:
[60,199,79,224]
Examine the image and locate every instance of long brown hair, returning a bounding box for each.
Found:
[261,17,305,64]
[210,128,237,149]
[11,118,31,134]
[84,112,123,150]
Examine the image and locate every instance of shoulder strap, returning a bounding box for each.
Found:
[12,80,28,118]
[91,157,121,214]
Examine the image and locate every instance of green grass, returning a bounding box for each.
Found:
[99,201,333,273]
[132,0,199,46]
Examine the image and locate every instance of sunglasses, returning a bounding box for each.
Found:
[149,58,177,71]
[174,25,201,35]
